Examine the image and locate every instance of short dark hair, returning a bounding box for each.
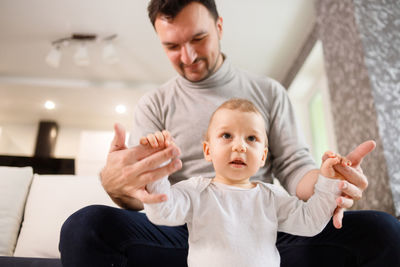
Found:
[147,0,219,28]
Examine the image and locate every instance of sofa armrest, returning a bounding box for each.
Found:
[0,167,33,256]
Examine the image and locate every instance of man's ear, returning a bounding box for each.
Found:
[203,141,212,162]
[216,17,223,40]
[260,147,268,167]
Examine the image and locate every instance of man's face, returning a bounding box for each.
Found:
[154,2,223,82]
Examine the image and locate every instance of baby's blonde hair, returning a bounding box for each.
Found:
[205,98,268,146]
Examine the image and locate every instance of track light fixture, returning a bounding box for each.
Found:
[45,33,119,68]
[74,43,90,66]
[45,45,62,68]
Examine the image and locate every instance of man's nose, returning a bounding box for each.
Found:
[181,44,197,65]
[232,139,246,153]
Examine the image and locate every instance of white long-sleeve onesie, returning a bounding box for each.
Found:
[144,176,340,267]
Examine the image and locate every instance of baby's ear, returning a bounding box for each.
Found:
[260,147,268,167]
[203,141,212,162]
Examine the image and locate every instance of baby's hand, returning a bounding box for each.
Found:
[320,151,351,179]
[140,130,172,149]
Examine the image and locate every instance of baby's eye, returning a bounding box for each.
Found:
[247,136,257,142]
[222,133,231,139]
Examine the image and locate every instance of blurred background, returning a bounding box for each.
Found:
[0,0,332,174]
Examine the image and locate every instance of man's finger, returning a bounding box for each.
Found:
[123,139,179,165]
[334,164,368,190]
[346,140,376,167]
[137,145,181,171]
[137,158,182,185]
[336,196,354,209]
[124,145,181,177]
[333,207,344,229]
[339,180,362,200]
[109,123,127,153]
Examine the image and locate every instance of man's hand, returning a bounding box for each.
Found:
[100,123,182,210]
[323,140,376,229]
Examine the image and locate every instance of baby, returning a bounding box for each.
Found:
[142,98,348,267]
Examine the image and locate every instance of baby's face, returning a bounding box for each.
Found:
[203,108,268,185]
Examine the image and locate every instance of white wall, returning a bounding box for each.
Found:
[53,126,82,158]
[0,121,133,155]
[0,123,82,158]
[0,123,38,156]
[75,131,114,175]
[0,121,134,175]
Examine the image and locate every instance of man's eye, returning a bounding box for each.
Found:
[166,45,179,51]
[192,35,206,42]
[222,133,231,139]
[193,37,204,42]
[247,136,256,142]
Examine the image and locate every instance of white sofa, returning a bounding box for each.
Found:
[0,166,118,265]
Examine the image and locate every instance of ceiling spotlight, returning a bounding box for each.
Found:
[115,104,126,114]
[102,43,119,65]
[44,100,56,110]
[45,45,61,68]
[74,43,90,66]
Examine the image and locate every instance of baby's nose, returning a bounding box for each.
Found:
[232,140,246,152]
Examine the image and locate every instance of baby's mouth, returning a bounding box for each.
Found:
[229,159,247,166]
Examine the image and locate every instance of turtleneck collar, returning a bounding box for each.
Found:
[176,55,235,90]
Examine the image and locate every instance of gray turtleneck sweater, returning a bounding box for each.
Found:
[129,58,316,195]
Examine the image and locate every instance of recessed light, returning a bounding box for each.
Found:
[44,100,55,110]
[115,104,126,114]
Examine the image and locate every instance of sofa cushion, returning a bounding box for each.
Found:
[13,174,118,258]
[0,166,33,256]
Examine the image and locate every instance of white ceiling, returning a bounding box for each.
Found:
[0,0,316,130]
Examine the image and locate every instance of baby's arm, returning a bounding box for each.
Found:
[142,131,191,226]
[275,151,347,236]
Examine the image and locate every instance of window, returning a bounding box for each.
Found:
[288,41,337,166]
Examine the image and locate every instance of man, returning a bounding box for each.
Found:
[59,1,400,266]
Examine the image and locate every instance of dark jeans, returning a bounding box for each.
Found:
[59,205,400,267]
